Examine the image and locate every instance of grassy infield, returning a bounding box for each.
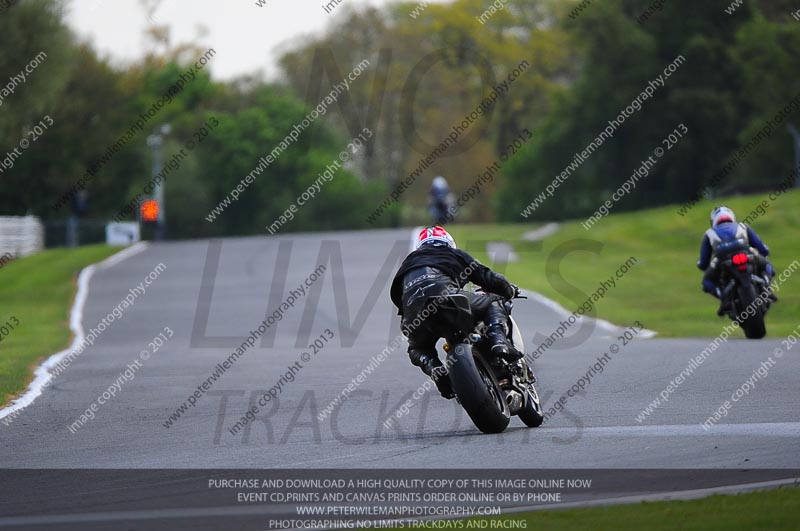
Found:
[449,191,800,338]
[1,192,798,528]
[0,245,118,403]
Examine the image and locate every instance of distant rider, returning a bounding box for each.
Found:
[429,176,454,225]
[390,226,521,398]
[697,206,775,316]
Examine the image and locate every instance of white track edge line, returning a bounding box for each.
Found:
[408,227,657,339]
[0,242,148,422]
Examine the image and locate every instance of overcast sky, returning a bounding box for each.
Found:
[65,0,445,80]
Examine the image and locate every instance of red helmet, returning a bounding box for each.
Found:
[416,226,456,250]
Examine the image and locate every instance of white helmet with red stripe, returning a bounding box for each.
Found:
[416,226,456,250]
[710,206,736,228]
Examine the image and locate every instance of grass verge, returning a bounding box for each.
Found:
[456,487,800,531]
[0,244,119,406]
[448,190,800,338]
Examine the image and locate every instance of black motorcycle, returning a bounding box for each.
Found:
[434,292,543,434]
[716,241,772,339]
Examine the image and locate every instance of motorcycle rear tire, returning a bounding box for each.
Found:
[737,284,766,339]
[447,343,510,434]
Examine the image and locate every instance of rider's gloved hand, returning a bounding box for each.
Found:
[503,283,520,300]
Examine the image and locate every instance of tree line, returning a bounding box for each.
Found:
[278,0,800,224]
[1,0,797,238]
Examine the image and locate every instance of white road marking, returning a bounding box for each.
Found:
[407,227,657,338]
[0,242,148,424]
[521,222,560,241]
[97,241,148,270]
[522,288,657,339]
[539,421,800,438]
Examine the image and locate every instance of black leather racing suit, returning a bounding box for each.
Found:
[390,245,516,368]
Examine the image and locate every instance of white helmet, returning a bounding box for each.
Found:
[432,176,448,190]
[710,206,736,228]
[416,226,456,249]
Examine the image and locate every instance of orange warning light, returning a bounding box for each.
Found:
[141,199,160,222]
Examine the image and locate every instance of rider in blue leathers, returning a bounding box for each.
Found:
[429,176,454,225]
[698,206,775,315]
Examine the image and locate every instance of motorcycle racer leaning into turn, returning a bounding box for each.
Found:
[390,226,522,399]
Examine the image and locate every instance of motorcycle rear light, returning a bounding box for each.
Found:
[732,253,748,265]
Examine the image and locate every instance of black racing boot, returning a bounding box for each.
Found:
[767,285,779,302]
[766,272,779,302]
[486,304,524,362]
[716,299,733,317]
[714,287,732,317]
[422,356,455,399]
[410,350,454,399]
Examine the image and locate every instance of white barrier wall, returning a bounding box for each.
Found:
[0,216,44,257]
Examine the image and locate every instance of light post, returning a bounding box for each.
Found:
[146,123,170,239]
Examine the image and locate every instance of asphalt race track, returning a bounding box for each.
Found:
[1,229,798,529]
